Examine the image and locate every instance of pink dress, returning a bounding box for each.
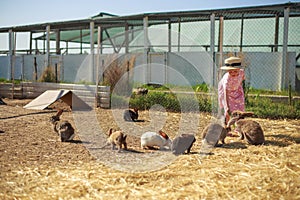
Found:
[218,69,245,114]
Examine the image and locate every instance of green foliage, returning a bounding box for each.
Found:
[128,91,212,112]
[194,83,209,93]
[75,80,95,85]
[39,67,56,82]
[112,84,299,118]
[248,87,300,96]
[246,96,300,119]
[0,78,21,84]
[140,83,170,91]
[123,89,300,119]
[110,94,128,108]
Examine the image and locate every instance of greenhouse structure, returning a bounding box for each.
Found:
[0,2,299,92]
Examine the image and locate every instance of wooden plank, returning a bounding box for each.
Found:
[0,82,111,108]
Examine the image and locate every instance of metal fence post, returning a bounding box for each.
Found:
[143,16,149,83]
[45,25,50,68]
[90,21,95,83]
[210,13,216,87]
[281,7,290,90]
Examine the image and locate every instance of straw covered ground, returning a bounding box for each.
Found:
[0,98,299,200]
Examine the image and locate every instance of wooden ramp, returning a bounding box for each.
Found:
[23,90,91,110]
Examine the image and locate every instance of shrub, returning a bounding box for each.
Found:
[125,90,299,119]
[128,91,212,113]
[39,67,56,82]
[246,96,300,119]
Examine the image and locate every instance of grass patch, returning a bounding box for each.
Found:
[246,96,300,119]
[124,86,300,119]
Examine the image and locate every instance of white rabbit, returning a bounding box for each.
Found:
[141,130,172,150]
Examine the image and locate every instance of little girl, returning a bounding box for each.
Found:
[218,56,245,125]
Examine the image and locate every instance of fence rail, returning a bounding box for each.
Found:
[0,82,111,108]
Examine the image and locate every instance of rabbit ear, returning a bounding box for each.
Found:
[241,111,254,117]
[159,130,169,140]
[108,128,113,136]
[56,109,63,117]
[231,110,242,117]
[227,116,239,127]
[123,134,127,140]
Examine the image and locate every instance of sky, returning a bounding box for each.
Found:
[1,0,298,27]
[0,0,299,50]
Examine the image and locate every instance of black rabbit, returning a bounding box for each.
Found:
[123,108,138,122]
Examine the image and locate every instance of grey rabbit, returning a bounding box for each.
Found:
[123,108,138,122]
[227,111,265,145]
[171,133,196,155]
[201,117,231,147]
[50,110,75,142]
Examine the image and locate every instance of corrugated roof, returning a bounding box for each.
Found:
[0,3,299,47]
[1,3,299,32]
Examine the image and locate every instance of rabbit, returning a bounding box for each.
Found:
[201,122,231,147]
[227,111,265,145]
[171,133,196,154]
[0,97,6,105]
[50,110,75,142]
[230,110,255,119]
[107,128,127,152]
[123,108,138,122]
[133,87,148,95]
[141,130,172,150]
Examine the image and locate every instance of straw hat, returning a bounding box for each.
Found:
[220,56,243,70]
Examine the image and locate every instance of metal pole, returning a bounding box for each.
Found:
[90,21,95,83]
[56,29,60,55]
[96,26,102,108]
[177,17,181,52]
[281,7,289,90]
[46,25,50,67]
[143,16,149,83]
[210,13,218,117]
[210,13,215,87]
[125,23,129,53]
[168,20,171,52]
[274,14,279,52]
[80,29,83,54]
[240,14,244,52]
[9,29,13,80]
[9,30,15,99]
[35,39,38,54]
[29,31,33,54]
[218,16,224,82]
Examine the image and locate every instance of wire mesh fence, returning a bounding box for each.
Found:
[1,5,300,92]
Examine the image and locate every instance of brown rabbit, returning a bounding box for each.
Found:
[227,111,265,145]
[231,110,255,119]
[50,110,75,142]
[108,128,127,152]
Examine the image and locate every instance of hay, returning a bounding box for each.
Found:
[0,99,299,199]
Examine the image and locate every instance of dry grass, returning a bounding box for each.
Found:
[0,99,299,200]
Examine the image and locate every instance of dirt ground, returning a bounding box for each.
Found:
[0,98,299,200]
